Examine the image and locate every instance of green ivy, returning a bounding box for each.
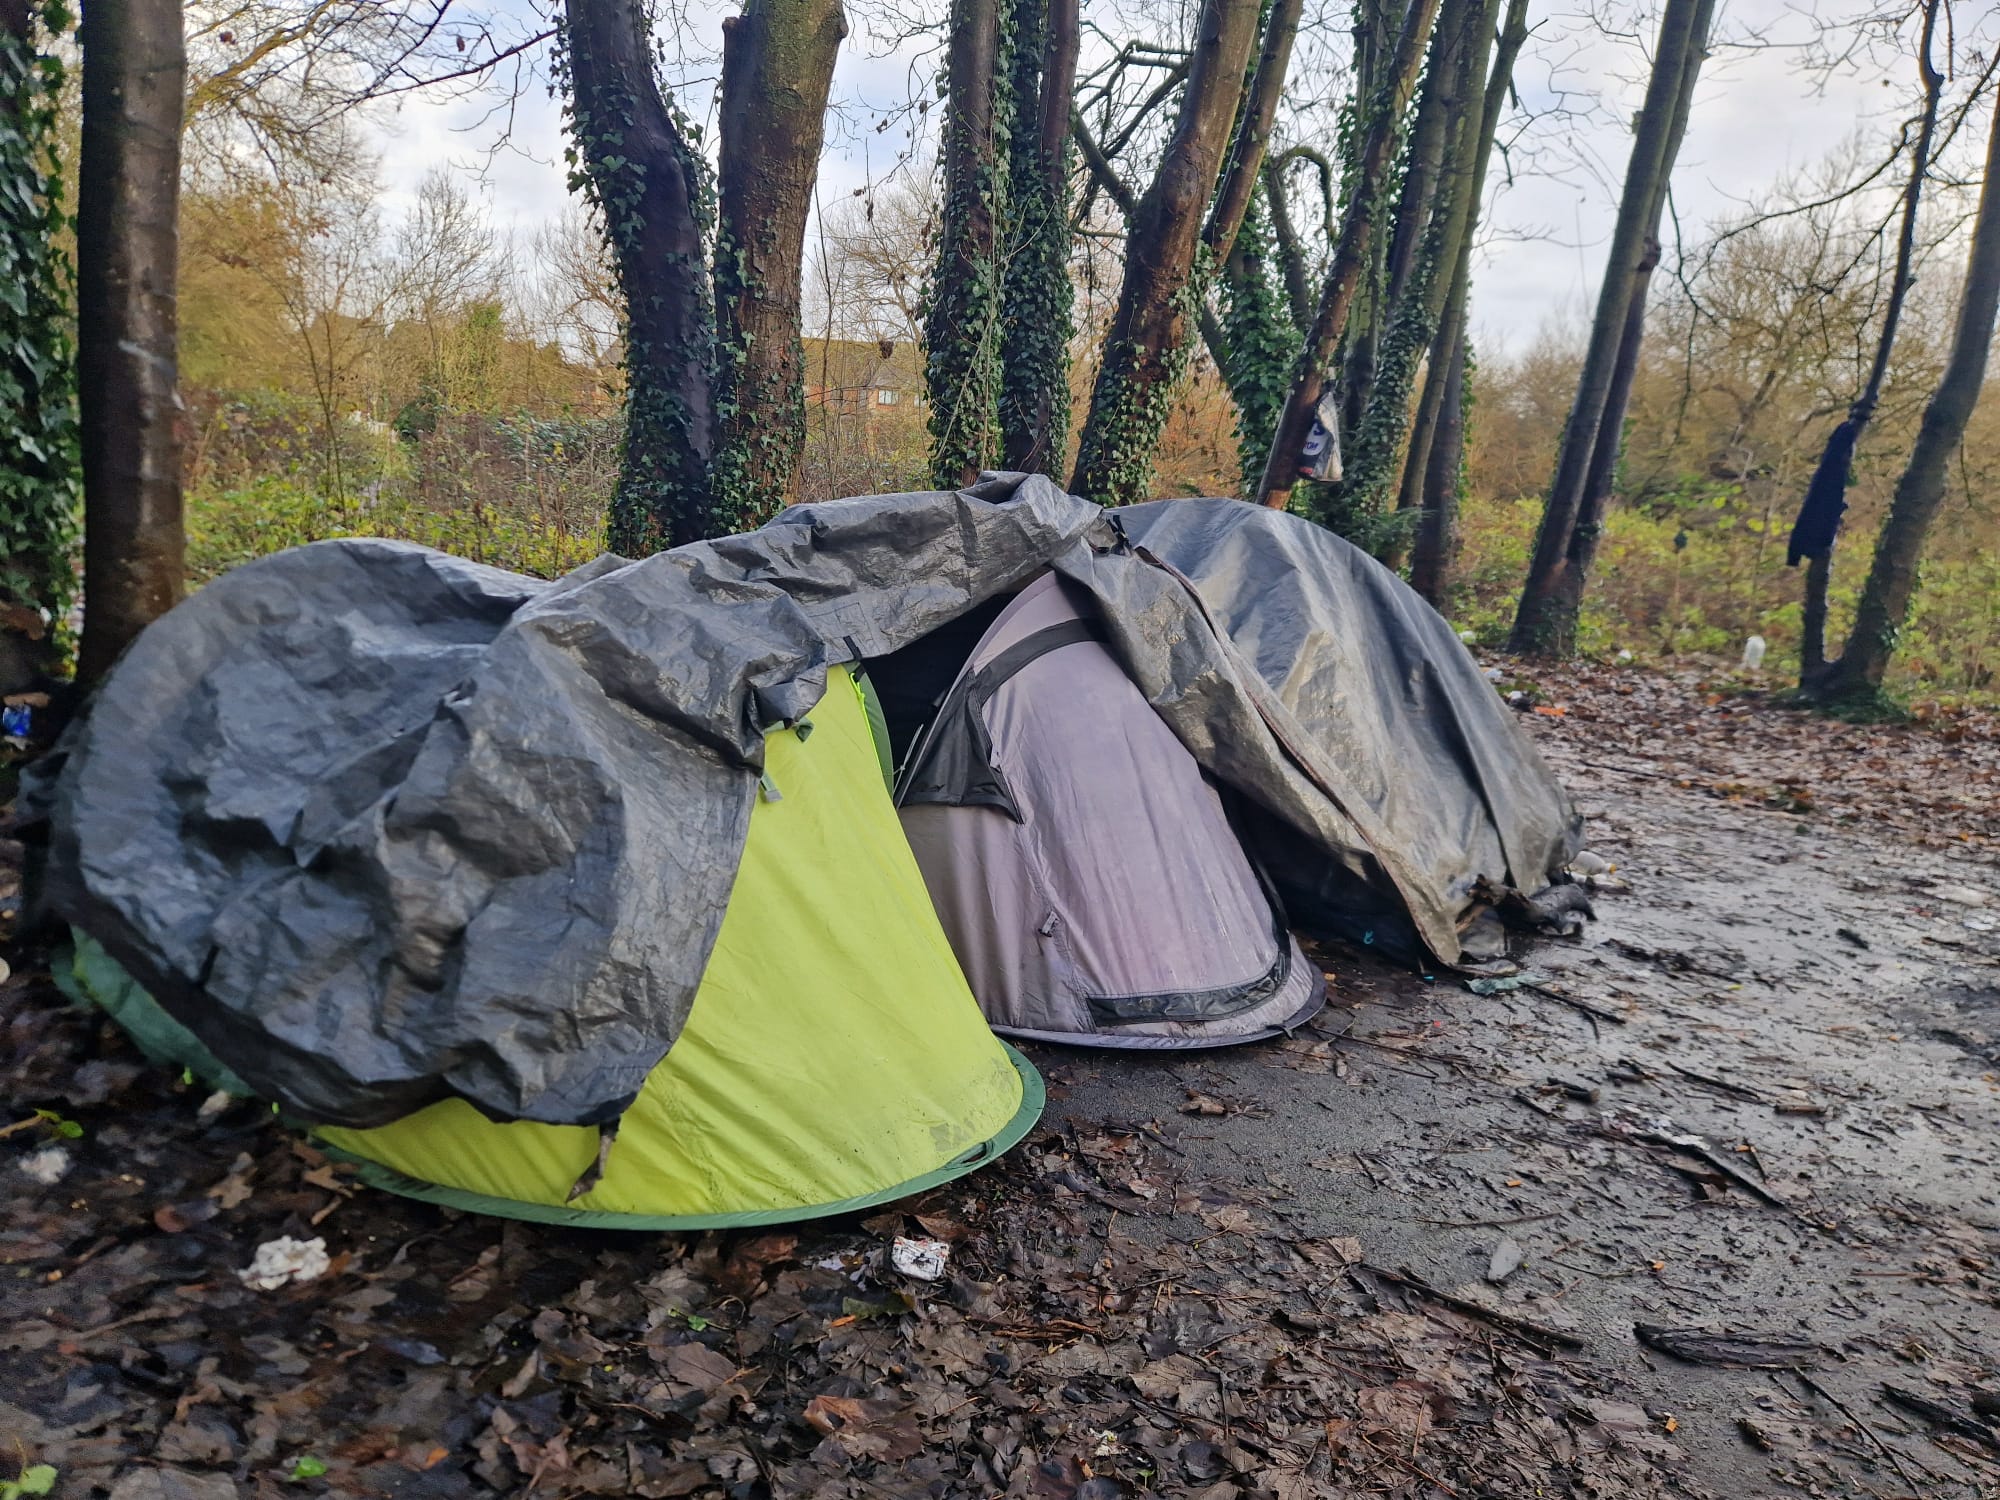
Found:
[995,0,1073,475]
[924,0,1014,485]
[0,1,79,655]
[555,12,723,555]
[1218,190,1298,495]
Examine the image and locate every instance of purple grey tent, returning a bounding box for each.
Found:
[892,573,1325,1048]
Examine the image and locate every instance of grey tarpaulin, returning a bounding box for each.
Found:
[26,475,1579,1129]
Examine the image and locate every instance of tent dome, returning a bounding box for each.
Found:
[61,668,1042,1229]
[891,574,1326,1048]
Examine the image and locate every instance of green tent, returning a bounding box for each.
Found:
[60,668,1042,1229]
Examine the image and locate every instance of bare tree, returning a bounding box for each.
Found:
[1506,0,1716,656]
[77,0,187,683]
[1253,0,1441,510]
[1790,0,1943,684]
[1068,0,1264,505]
[1817,80,2000,702]
[1404,0,1530,599]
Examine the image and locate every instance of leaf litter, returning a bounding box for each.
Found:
[6,658,2000,1498]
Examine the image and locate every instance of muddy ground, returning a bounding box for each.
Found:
[4,662,1999,1499]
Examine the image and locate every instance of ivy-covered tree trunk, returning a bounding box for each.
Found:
[76,0,185,685]
[1817,83,2000,703]
[926,0,1005,487]
[1068,0,1263,505]
[0,0,76,694]
[998,0,1079,474]
[1219,188,1299,495]
[713,0,847,526]
[565,0,717,556]
[1406,333,1465,604]
[1253,0,1439,510]
[1334,0,1498,547]
[1507,0,1713,656]
[1388,0,1527,574]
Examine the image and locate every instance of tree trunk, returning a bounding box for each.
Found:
[1397,0,1527,587]
[1406,333,1465,605]
[713,0,847,526]
[1068,0,1263,504]
[1797,0,1941,684]
[565,0,716,555]
[77,0,186,685]
[998,0,1080,473]
[1506,0,1713,655]
[1205,0,1303,265]
[1261,152,1316,330]
[1253,0,1440,509]
[0,0,77,694]
[925,0,1005,487]
[1545,237,1657,625]
[1219,187,1299,494]
[1819,83,2000,701]
[1339,0,1500,549]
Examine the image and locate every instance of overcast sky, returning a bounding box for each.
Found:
[367,0,1940,357]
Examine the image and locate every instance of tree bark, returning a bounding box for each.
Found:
[1253,0,1440,509]
[1205,0,1303,265]
[565,0,716,555]
[1068,0,1263,504]
[1798,0,1941,683]
[1407,332,1464,605]
[1342,0,1501,550]
[999,0,1080,473]
[1546,237,1657,622]
[925,0,1005,486]
[1820,82,2000,700]
[1506,0,1714,655]
[0,0,76,694]
[1398,0,1527,590]
[1261,151,1317,330]
[77,0,186,684]
[713,0,847,526]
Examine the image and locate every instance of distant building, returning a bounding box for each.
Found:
[802,338,924,419]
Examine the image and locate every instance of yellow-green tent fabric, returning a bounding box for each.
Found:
[63,667,1041,1229]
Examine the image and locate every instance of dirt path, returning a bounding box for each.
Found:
[4,666,1998,1499]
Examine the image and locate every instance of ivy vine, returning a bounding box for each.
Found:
[0,0,79,655]
[923,0,1013,486]
[1218,188,1298,496]
[995,0,1074,475]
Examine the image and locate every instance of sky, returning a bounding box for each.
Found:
[365,0,1938,357]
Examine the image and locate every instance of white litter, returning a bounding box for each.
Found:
[1741,635,1767,670]
[18,1145,69,1185]
[1093,1430,1125,1458]
[1458,630,1477,645]
[890,1236,951,1282]
[1616,649,1634,663]
[1484,666,1504,682]
[238,1235,330,1290]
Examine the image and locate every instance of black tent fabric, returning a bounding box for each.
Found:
[25,476,1580,1130]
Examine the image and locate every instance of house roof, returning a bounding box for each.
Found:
[801,337,923,393]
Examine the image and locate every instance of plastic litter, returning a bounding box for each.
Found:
[890,1236,951,1281]
[1,703,30,738]
[1616,649,1634,663]
[1741,635,1767,670]
[239,1235,331,1290]
[17,1146,69,1185]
